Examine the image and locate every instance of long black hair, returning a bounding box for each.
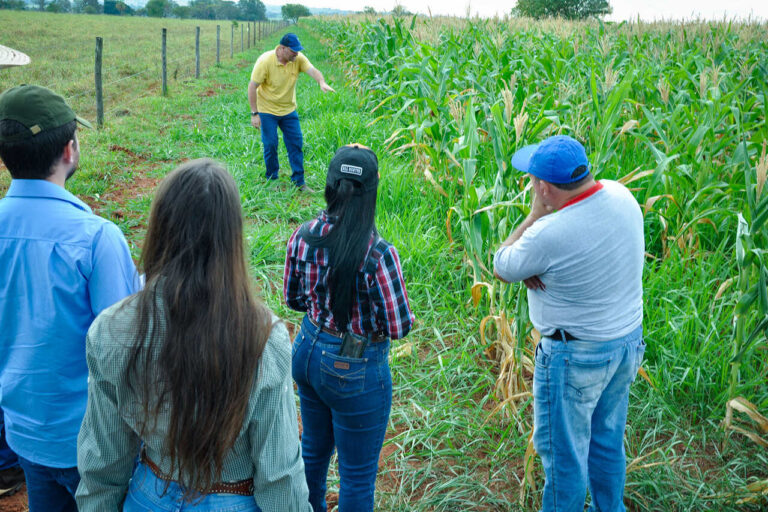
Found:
[125,158,272,497]
[303,178,378,331]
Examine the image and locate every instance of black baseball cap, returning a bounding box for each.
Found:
[0,85,93,142]
[326,144,378,193]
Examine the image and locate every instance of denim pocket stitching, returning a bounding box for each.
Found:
[565,357,611,403]
[320,350,367,398]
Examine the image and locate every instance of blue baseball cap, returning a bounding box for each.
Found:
[279,33,303,52]
[510,135,590,184]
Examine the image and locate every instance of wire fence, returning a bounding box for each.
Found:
[41,19,292,128]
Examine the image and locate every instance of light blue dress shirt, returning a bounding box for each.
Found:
[0,179,139,468]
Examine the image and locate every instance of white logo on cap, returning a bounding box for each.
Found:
[340,164,363,176]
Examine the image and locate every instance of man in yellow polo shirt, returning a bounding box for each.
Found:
[247,33,334,192]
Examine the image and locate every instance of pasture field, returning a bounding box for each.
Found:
[0,11,767,511]
[0,11,285,120]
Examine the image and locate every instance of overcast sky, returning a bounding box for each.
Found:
[306,0,768,21]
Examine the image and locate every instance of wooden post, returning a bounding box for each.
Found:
[94,37,103,129]
[252,21,256,45]
[195,26,200,79]
[230,24,234,58]
[247,23,250,49]
[241,25,243,52]
[258,20,261,41]
[216,24,220,65]
[162,28,167,96]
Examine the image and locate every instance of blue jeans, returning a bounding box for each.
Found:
[17,456,79,512]
[533,326,645,512]
[259,110,305,186]
[123,462,262,511]
[292,315,392,512]
[0,409,19,470]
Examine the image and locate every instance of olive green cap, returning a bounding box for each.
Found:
[0,84,92,142]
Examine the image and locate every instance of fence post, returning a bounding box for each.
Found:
[247,24,250,49]
[230,24,234,58]
[216,25,220,65]
[162,28,167,96]
[94,37,103,129]
[241,25,243,52]
[195,26,200,79]
[252,21,256,46]
[258,20,261,41]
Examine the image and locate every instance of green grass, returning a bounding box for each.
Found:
[1,10,766,511]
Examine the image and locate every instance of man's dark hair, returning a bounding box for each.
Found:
[551,166,591,191]
[0,120,76,179]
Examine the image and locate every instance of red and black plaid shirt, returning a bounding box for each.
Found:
[283,211,414,339]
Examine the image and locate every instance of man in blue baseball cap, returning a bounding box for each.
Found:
[493,135,645,512]
[247,32,335,193]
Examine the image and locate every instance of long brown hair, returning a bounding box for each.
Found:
[126,158,272,495]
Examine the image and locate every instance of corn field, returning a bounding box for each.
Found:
[308,14,768,507]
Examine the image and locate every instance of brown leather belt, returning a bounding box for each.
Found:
[307,316,387,343]
[141,449,254,496]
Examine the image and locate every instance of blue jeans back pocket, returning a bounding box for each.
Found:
[320,350,367,398]
[565,357,611,404]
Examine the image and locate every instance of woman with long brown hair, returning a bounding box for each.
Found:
[75,159,311,511]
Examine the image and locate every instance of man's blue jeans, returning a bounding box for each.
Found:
[123,462,262,511]
[0,409,19,470]
[292,316,392,512]
[259,110,305,186]
[533,326,645,512]
[17,456,79,512]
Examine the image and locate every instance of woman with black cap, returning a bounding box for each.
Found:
[284,144,415,511]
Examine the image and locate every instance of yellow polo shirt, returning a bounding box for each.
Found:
[250,47,312,116]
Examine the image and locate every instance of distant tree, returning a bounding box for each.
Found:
[214,0,239,19]
[363,6,375,14]
[238,0,265,20]
[146,0,173,16]
[172,3,190,17]
[189,0,215,18]
[281,3,310,23]
[512,0,611,19]
[75,0,101,13]
[115,0,131,13]
[391,3,410,17]
[103,0,130,14]
[0,0,26,8]
[35,0,45,11]
[46,0,71,11]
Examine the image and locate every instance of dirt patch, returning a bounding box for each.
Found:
[0,485,28,512]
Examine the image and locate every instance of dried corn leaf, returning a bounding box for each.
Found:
[424,169,448,198]
[637,366,655,389]
[728,397,768,434]
[714,278,734,300]
[390,342,413,360]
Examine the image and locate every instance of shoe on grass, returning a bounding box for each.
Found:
[297,184,315,193]
[0,466,24,497]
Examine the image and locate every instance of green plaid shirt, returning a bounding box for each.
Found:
[75,296,311,511]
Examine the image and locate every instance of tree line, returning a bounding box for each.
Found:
[0,0,314,22]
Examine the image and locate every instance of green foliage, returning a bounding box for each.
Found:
[0,0,25,8]
[281,3,310,23]
[45,0,70,12]
[512,0,611,19]
[145,0,172,17]
[238,0,265,21]
[363,6,376,15]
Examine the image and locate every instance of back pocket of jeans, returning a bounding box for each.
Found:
[565,357,611,404]
[320,350,367,398]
